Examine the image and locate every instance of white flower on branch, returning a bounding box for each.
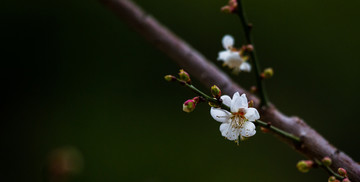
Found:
[217,35,251,73]
[210,92,260,141]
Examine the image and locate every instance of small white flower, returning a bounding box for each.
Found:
[217,35,251,73]
[210,92,260,141]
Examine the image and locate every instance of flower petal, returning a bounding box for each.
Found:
[220,123,240,141]
[222,35,234,49]
[219,123,230,137]
[245,107,260,121]
[231,93,248,112]
[210,107,231,123]
[220,95,231,107]
[218,50,230,61]
[240,121,256,137]
[224,52,242,67]
[240,62,251,72]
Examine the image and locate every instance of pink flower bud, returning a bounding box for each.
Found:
[328,176,338,182]
[342,178,351,182]
[322,156,332,166]
[338,168,347,177]
[221,0,238,13]
[183,99,197,113]
[245,44,254,52]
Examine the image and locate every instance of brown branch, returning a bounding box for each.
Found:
[99,0,360,181]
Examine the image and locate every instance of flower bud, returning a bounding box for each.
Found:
[342,178,350,182]
[245,44,254,52]
[183,99,197,113]
[338,168,347,177]
[164,75,176,82]
[178,69,191,83]
[260,127,269,133]
[220,6,231,13]
[192,96,200,103]
[221,0,238,13]
[296,160,313,173]
[211,85,222,98]
[328,176,337,182]
[261,68,274,79]
[322,157,332,166]
[248,100,254,108]
[250,86,257,93]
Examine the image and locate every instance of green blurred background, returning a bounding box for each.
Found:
[1,0,360,181]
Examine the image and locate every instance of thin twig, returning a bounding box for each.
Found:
[314,159,345,180]
[236,0,269,106]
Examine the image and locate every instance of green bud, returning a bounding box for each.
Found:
[164,75,175,82]
[178,69,191,83]
[322,157,332,166]
[262,68,274,79]
[296,160,313,173]
[211,85,222,98]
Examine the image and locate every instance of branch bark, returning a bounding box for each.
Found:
[99,0,360,181]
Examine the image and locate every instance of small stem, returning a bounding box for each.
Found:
[314,159,345,180]
[236,0,269,106]
[176,78,231,111]
[254,120,301,143]
[173,78,299,143]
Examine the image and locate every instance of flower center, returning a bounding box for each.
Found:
[230,108,247,128]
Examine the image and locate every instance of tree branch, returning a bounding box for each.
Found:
[99,0,360,181]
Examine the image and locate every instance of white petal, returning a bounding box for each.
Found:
[210,107,231,123]
[220,95,231,107]
[220,123,240,141]
[245,108,260,121]
[232,92,240,101]
[219,123,230,137]
[222,35,234,49]
[217,50,230,61]
[231,93,248,112]
[240,122,256,137]
[225,52,242,66]
[240,62,251,72]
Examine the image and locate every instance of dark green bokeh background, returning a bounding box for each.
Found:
[1,0,360,181]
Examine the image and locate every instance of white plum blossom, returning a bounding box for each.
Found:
[210,92,260,141]
[217,35,251,73]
